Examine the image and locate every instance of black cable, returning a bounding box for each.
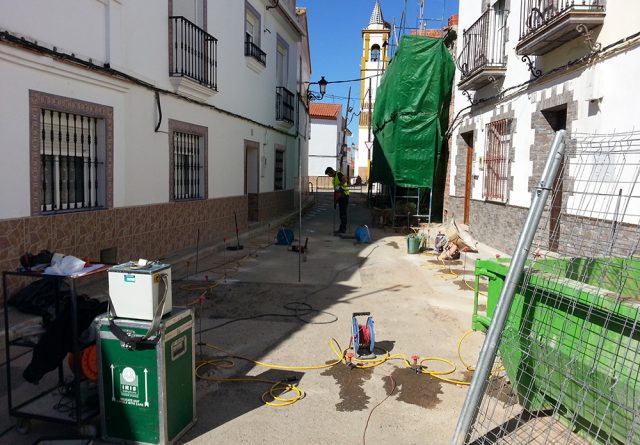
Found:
[195,302,338,334]
[449,29,640,134]
[0,348,33,369]
[193,244,379,334]
[154,91,162,132]
[0,425,14,438]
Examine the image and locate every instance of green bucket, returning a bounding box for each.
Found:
[406,235,421,254]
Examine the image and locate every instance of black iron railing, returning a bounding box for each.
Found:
[173,131,202,200]
[457,7,507,79]
[276,87,294,123]
[519,0,606,39]
[169,16,217,90]
[41,109,102,212]
[245,34,267,66]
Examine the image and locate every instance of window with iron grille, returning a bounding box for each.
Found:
[172,131,204,200]
[483,119,511,202]
[274,149,285,190]
[40,109,104,212]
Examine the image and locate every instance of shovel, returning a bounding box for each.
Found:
[226,211,244,251]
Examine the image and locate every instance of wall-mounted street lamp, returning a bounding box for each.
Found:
[307,76,328,101]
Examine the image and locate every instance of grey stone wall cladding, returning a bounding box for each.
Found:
[451,107,518,251]
[528,87,578,192]
[449,195,527,254]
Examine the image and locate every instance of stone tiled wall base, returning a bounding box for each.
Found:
[248,193,259,222]
[0,195,247,303]
[448,196,528,255]
[254,190,294,222]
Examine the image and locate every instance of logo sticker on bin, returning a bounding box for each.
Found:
[110,365,150,407]
[124,274,136,283]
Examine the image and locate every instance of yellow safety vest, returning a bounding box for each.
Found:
[332,173,350,196]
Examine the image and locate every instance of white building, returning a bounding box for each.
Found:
[355,0,390,181]
[0,0,311,277]
[449,0,640,253]
[308,103,347,187]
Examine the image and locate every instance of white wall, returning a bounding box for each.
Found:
[308,119,339,176]
[450,0,640,210]
[0,0,308,219]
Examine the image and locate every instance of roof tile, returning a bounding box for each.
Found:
[310,103,342,120]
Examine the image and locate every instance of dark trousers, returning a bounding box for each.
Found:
[338,195,349,232]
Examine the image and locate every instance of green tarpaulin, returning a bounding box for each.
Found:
[370,35,455,188]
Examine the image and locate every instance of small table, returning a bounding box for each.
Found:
[2,264,109,434]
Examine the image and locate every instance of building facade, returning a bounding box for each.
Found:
[0,0,311,288]
[449,0,640,253]
[308,103,346,187]
[355,0,390,181]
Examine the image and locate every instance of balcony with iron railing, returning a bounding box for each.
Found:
[169,16,218,94]
[245,34,267,66]
[276,87,295,124]
[457,8,508,91]
[516,0,606,55]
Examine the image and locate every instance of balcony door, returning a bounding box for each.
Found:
[543,107,567,252]
[276,38,289,88]
[462,132,474,225]
[245,141,260,222]
[172,0,205,28]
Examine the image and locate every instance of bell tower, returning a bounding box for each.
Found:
[356,0,390,180]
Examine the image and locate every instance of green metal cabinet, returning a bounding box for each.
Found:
[96,308,196,444]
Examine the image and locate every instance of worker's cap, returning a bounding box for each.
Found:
[325,167,335,175]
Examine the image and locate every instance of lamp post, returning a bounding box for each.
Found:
[307,76,328,101]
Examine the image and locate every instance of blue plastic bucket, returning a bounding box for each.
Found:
[276,228,294,245]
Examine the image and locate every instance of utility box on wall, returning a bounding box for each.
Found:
[96,309,196,444]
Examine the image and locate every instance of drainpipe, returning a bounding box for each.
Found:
[105,0,111,67]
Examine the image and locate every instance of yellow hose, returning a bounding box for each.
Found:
[193,327,489,405]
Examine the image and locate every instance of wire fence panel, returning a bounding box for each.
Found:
[460,131,640,445]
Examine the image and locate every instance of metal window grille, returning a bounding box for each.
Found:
[173,131,202,200]
[274,150,285,191]
[457,130,640,445]
[40,109,101,212]
[169,16,218,90]
[483,119,511,202]
[276,87,294,123]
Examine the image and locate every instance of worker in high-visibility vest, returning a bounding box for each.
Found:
[325,167,350,234]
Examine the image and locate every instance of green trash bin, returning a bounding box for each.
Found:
[473,257,640,444]
[96,308,196,445]
[407,235,421,254]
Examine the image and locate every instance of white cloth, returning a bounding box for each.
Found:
[44,255,86,276]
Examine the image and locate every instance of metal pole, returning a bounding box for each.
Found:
[298,137,302,283]
[340,87,351,172]
[295,94,302,283]
[429,188,433,224]
[451,130,567,445]
[368,78,372,143]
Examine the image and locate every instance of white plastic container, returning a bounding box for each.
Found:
[108,262,172,320]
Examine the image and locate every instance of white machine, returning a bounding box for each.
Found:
[108,261,172,320]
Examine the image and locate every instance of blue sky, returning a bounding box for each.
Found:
[303,0,459,142]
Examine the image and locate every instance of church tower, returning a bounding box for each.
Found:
[355,0,390,180]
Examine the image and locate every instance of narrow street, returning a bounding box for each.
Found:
[1,192,491,444]
[174,192,487,444]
